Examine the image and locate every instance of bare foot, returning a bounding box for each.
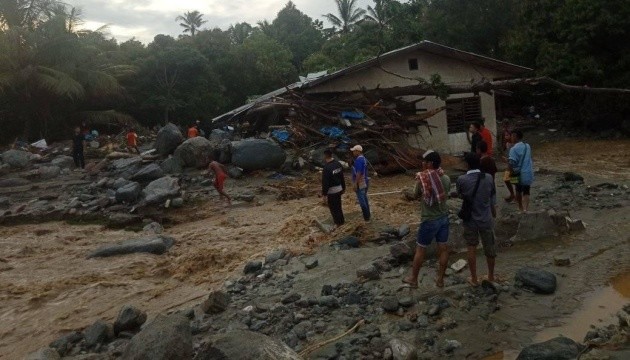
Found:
[467,277,479,287]
[435,278,444,288]
[402,276,418,288]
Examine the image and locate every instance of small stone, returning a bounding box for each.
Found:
[398,224,410,238]
[356,263,380,280]
[321,285,333,296]
[443,339,462,352]
[170,197,184,208]
[382,296,399,313]
[201,290,230,314]
[428,305,441,316]
[389,338,417,360]
[553,256,571,267]
[515,267,557,294]
[281,292,301,304]
[143,222,163,234]
[399,296,414,308]
[114,305,147,335]
[265,249,286,264]
[335,235,360,248]
[451,259,468,272]
[83,320,113,348]
[390,242,413,263]
[318,296,339,308]
[305,258,319,269]
[244,260,263,274]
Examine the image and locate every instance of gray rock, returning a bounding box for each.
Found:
[83,320,113,348]
[106,213,142,228]
[110,157,143,174]
[281,293,301,304]
[335,236,360,248]
[265,249,286,264]
[37,166,61,179]
[114,305,147,335]
[122,314,192,359]
[398,296,415,307]
[553,256,571,267]
[174,137,215,169]
[130,163,164,183]
[115,182,142,203]
[389,338,417,360]
[515,267,557,294]
[382,296,399,313]
[88,236,175,258]
[566,218,586,232]
[155,123,184,156]
[170,197,184,208]
[292,321,312,340]
[390,242,413,263]
[142,176,181,205]
[160,156,183,174]
[244,261,262,274]
[194,329,301,360]
[443,339,462,353]
[142,222,163,234]
[398,224,410,238]
[25,348,61,360]
[231,139,286,171]
[318,296,339,308]
[209,129,231,142]
[1,149,30,168]
[112,177,131,190]
[51,155,75,169]
[49,331,83,356]
[356,264,380,280]
[305,258,319,269]
[201,290,230,314]
[227,165,244,179]
[516,336,580,360]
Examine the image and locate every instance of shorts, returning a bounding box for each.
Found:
[214,173,226,191]
[463,227,496,258]
[515,183,531,195]
[416,215,449,247]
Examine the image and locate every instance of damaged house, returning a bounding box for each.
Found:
[213,41,531,171]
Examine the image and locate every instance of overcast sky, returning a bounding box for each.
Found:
[67,0,373,44]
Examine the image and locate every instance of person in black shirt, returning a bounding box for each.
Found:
[321,149,346,226]
[469,122,482,154]
[72,127,86,169]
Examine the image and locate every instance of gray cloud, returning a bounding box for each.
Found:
[67,0,372,43]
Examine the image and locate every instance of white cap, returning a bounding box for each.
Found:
[422,150,435,159]
[350,145,363,152]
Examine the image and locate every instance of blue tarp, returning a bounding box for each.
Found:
[341,111,365,120]
[320,126,350,141]
[271,129,291,143]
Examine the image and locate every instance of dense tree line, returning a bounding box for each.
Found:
[0,0,628,144]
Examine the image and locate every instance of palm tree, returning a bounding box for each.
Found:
[323,0,366,33]
[364,0,391,30]
[175,10,206,37]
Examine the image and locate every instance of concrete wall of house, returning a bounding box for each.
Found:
[306,50,511,153]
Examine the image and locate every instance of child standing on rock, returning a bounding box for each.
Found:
[208,161,231,206]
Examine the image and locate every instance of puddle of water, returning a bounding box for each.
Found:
[534,272,630,343]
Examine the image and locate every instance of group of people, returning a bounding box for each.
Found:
[319,123,534,289]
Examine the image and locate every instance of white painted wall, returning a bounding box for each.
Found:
[306,49,509,154]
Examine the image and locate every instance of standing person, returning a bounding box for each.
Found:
[469,122,483,154]
[477,141,497,180]
[321,149,346,227]
[479,120,494,156]
[72,127,86,169]
[502,128,516,202]
[457,153,498,286]
[403,150,451,288]
[350,145,370,221]
[508,130,534,213]
[126,128,140,154]
[208,161,231,205]
[187,123,199,138]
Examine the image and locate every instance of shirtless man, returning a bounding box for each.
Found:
[208,161,231,205]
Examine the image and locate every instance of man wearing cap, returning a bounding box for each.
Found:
[350,145,370,221]
[403,150,451,288]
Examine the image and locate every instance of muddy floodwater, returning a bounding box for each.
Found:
[1,137,629,358]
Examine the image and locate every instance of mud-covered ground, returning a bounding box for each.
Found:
[0,136,629,358]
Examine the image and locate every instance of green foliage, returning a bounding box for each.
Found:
[323,0,366,33]
[175,10,206,37]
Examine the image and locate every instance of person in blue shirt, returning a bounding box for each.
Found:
[508,130,534,213]
[350,145,370,221]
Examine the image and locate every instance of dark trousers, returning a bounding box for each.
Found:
[327,192,344,225]
[73,149,85,169]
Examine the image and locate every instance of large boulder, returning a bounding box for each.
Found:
[110,157,143,179]
[515,267,557,294]
[194,330,301,360]
[114,305,147,335]
[231,139,286,171]
[1,149,31,168]
[83,320,114,348]
[155,123,184,156]
[87,236,175,258]
[160,156,183,174]
[51,155,75,169]
[142,176,180,205]
[122,314,192,360]
[115,182,142,203]
[130,163,164,183]
[516,336,580,360]
[173,137,214,169]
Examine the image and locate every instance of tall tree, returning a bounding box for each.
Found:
[175,10,206,37]
[323,0,366,33]
[364,0,392,30]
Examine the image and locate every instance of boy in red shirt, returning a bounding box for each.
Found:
[187,124,199,138]
[478,121,493,156]
[208,161,231,205]
[126,128,139,154]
